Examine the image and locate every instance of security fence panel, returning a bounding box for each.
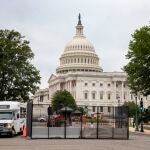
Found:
[98,106,114,139]
[66,112,82,138]
[113,107,128,139]
[32,104,49,138]
[48,113,65,138]
[82,106,97,138]
[30,104,129,139]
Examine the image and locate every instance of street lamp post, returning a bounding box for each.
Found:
[135,96,139,131]
[140,98,144,132]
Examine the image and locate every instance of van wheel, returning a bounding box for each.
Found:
[19,128,23,135]
[10,128,16,137]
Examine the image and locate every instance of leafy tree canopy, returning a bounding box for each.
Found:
[124,26,150,96]
[0,29,40,102]
[123,101,139,117]
[52,90,77,112]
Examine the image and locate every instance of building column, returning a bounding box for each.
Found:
[114,81,116,101]
[57,83,60,90]
[121,81,124,102]
[70,80,72,93]
[68,81,70,92]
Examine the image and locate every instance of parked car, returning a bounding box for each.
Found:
[47,115,64,127]
[37,117,47,122]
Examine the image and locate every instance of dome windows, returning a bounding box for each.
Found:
[65,44,95,51]
[92,83,95,86]
[100,83,103,87]
[85,82,88,86]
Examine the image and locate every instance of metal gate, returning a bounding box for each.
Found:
[27,104,129,139]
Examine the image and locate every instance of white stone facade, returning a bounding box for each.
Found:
[32,88,49,105]
[34,15,150,109]
[48,71,136,107]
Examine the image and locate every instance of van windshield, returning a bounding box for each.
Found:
[0,112,13,120]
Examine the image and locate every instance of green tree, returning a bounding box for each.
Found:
[0,29,40,102]
[124,26,150,96]
[52,90,77,112]
[123,101,139,117]
[77,106,86,115]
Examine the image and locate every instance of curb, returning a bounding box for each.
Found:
[129,131,150,136]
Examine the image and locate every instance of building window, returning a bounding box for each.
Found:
[85,82,88,86]
[100,92,103,100]
[108,93,111,100]
[124,84,126,88]
[92,93,95,99]
[84,93,88,99]
[40,95,43,102]
[108,83,111,87]
[100,106,103,112]
[93,106,95,112]
[116,84,118,87]
[108,107,111,113]
[124,92,126,100]
[100,83,103,87]
[92,83,95,86]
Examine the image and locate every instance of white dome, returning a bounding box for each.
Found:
[56,15,103,74]
[64,36,95,53]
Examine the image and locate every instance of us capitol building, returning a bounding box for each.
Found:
[33,15,149,111]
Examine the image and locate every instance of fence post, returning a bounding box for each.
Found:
[97,106,99,139]
[64,106,66,139]
[80,114,82,139]
[127,106,129,140]
[26,102,33,138]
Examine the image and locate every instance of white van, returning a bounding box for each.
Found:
[0,101,26,136]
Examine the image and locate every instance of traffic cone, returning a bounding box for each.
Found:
[22,127,26,137]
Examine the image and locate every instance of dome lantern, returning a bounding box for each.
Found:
[75,13,84,37]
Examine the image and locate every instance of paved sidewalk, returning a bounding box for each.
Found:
[129,127,150,135]
[1,134,150,150]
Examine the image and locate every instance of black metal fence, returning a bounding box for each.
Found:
[27,104,129,139]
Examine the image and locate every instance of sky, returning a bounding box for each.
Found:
[0,0,150,89]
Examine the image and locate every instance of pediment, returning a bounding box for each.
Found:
[48,74,57,83]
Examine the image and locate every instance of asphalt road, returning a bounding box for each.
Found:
[0,133,150,150]
[32,126,128,139]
